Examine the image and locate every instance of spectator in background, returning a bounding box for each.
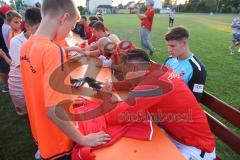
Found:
[89,16,99,22]
[72,21,85,38]
[136,0,155,55]
[230,15,240,55]
[164,26,207,101]
[0,6,13,93]
[169,8,175,27]
[9,7,41,116]
[5,10,22,48]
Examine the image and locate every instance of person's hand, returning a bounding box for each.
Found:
[101,79,112,93]
[81,131,111,147]
[0,49,6,58]
[65,46,83,53]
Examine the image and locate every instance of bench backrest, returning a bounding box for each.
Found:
[201,91,240,157]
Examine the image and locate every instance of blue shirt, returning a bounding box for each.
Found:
[164,55,207,101]
[165,55,194,85]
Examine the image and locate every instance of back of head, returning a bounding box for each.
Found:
[121,48,150,64]
[89,16,98,22]
[6,10,22,21]
[89,20,97,28]
[98,16,104,22]
[165,26,189,41]
[81,16,87,21]
[108,34,121,44]
[25,7,42,26]
[41,0,79,19]
[93,21,105,32]
[98,37,111,50]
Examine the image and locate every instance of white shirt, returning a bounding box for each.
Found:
[8,32,27,96]
[2,23,11,49]
[98,55,112,67]
[169,10,175,19]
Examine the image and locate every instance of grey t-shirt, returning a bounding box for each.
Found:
[2,23,12,49]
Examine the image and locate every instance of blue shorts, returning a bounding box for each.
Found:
[233,33,240,43]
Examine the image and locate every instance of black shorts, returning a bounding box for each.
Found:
[169,18,174,23]
[0,57,10,74]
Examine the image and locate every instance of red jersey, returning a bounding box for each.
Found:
[72,63,215,160]
[108,63,215,153]
[72,99,153,160]
[141,7,155,31]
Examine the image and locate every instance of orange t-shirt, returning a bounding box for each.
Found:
[54,39,69,47]
[20,35,74,159]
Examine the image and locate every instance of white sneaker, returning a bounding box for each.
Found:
[238,48,240,54]
[230,48,234,55]
[35,149,41,160]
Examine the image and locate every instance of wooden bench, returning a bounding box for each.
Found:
[200,91,240,160]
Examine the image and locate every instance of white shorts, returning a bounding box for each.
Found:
[163,130,216,160]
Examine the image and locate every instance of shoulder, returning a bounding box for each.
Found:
[164,56,175,65]
[188,56,206,72]
[11,33,25,45]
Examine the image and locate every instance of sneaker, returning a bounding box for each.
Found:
[1,84,9,93]
[35,149,41,160]
[238,48,240,54]
[230,48,234,55]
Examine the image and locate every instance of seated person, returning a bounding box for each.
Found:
[67,21,120,57]
[71,48,216,160]
[164,26,207,101]
[97,37,114,67]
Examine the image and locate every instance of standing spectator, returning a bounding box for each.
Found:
[230,15,240,55]
[0,6,13,93]
[169,8,175,27]
[136,0,155,55]
[8,7,41,116]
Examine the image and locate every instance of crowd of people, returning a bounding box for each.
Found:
[2,0,239,160]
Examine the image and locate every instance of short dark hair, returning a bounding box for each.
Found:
[81,16,87,21]
[165,26,190,41]
[89,16,98,22]
[89,20,97,28]
[92,21,105,32]
[121,49,150,64]
[98,16,104,22]
[25,7,41,26]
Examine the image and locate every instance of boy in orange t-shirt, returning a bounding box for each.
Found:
[20,0,110,159]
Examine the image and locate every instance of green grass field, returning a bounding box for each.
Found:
[0,13,239,160]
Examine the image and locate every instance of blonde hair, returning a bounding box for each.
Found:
[6,10,22,21]
[41,0,79,19]
[98,37,111,51]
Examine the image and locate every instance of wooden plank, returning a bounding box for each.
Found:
[201,91,240,128]
[205,112,240,155]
